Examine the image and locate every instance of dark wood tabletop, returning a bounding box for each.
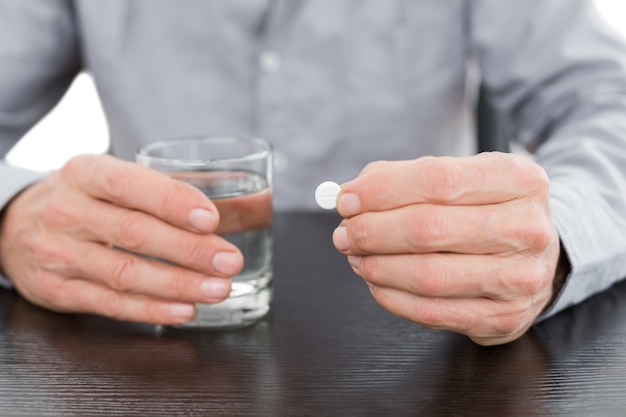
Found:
[1,212,626,416]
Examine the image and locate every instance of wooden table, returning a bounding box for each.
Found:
[1,212,625,416]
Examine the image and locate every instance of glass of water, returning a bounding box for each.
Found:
[136,135,273,329]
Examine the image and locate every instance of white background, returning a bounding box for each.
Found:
[6,0,626,171]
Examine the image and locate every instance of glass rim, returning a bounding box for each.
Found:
[136,135,272,167]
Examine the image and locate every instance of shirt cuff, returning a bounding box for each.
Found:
[0,161,46,291]
[539,179,626,320]
[0,161,46,210]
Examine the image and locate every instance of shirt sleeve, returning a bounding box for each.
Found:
[0,0,81,163]
[469,0,626,318]
[0,0,82,287]
[0,0,81,150]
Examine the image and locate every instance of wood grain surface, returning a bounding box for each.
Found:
[1,212,625,416]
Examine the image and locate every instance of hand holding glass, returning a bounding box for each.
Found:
[137,136,273,329]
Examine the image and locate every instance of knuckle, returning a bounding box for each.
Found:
[523,159,550,193]
[109,256,139,291]
[100,163,133,203]
[409,209,448,244]
[117,211,149,251]
[486,298,532,337]
[369,285,390,308]
[40,194,76,228]
[424,160,462,202]
[60,155,92,179]
[360,160,388,175]
[417,258,448,295]
[532,167,550,195]
[519,214,554,251]
[492,310,528,337]
[414,303,445,328]
[160,178,208,226]
[515,263,548,296]
[166,270,191,300]
[57,248,80,275]
[30,233,57,265]
[509,155,550,195]
[97,290,127,320]
[35,271,64,306]
[143,303,169,324]
[31,233,77,272]
[370,182,395,209]
[159,179,186,218]
[181,235,207,264]
[348,218,375,252]
[358,256,378,281]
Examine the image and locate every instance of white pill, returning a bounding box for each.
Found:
[315,181,341,210]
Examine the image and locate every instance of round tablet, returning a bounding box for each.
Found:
[315,181,341,210]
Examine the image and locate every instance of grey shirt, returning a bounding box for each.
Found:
[1,0,626,320]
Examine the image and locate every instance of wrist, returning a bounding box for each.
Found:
[0,189,26,283]
[544,239,571,313]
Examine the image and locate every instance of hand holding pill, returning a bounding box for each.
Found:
[328,153,562,346]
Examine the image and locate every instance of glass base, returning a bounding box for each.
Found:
[173,275,272,330]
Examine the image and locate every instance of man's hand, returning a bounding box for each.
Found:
[332,152,561,345]
[0,154,243,325]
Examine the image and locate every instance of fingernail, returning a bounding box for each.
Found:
[348,255,362,268]
[333,226,350,251]
[201,278,231,301]
[170,303,195,319]
[213,252,243,276]
[337,193,361,217]
[189,208,215,232]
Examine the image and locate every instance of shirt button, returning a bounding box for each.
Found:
[259,50,282,74]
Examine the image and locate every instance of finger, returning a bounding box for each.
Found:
[356,159,415,176]
[80,198,244,277]
[333,200,554,255]
[170,171,273,234]
[348,252,549,300]
[62,155,220,233]
[71,241,232,304]
[32,272,198,325]
[367,285,537,345]
[338,153,549,217]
